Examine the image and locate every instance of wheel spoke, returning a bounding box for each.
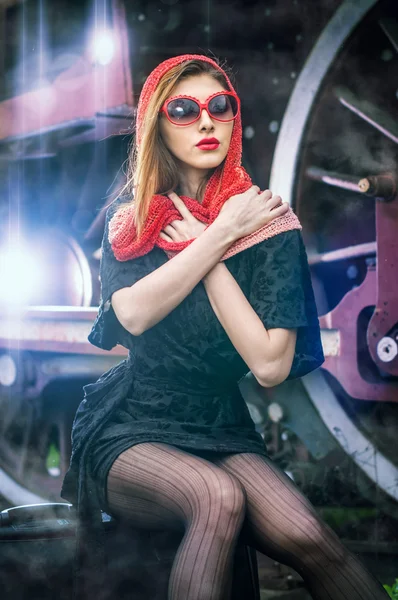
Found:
[379,17,398,52]
[307,242,376,265]
[305,166,362,193]
[334,86,398,144]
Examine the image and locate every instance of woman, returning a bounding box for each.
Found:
[61,54,388,600]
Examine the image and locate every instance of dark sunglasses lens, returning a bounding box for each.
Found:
[208,94,238,120]
[167,98,200,124]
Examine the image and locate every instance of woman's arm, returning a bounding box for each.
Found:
[112,219,236,336]
[202,263,297,387]
[113,188,288,337]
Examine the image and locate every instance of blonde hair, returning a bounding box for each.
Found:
[117,59,233,238]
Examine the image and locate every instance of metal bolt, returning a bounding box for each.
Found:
[376,337,398,362]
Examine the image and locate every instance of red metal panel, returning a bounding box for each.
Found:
[319,268,398,402]
[367,195,398,375]
[0,0,133,142]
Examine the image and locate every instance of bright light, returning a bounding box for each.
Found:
[0,243,44,308]
[90,29,115,66]
[0,355,17,387]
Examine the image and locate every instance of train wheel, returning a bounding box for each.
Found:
[268,0,398,516]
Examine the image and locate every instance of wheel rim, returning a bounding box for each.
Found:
[269,0,398,511]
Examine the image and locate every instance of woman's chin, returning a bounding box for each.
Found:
[195,155,225,169]
[175,152,226,172]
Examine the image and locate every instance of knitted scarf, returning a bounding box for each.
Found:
[109,54,301,261]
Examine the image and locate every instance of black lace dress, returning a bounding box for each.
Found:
[61,197,324,526]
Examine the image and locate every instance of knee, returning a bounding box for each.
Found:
[194,473,247,528]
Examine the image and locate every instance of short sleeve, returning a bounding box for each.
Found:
[249,230,324,379]
[88,200,153,350]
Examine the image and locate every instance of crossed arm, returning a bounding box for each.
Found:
[112,194,296,388]
[202,262,296,387]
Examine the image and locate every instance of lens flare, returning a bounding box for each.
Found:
[90,30,115,66]
[0,243,44,308]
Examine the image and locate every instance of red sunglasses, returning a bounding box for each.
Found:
[159,91,240,126]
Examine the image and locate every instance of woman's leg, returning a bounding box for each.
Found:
[212,452,389,600]
[106,442,246,600]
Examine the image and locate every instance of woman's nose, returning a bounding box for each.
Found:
[198,109,214,128]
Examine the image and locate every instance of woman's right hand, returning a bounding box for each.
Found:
[216,185,289,240]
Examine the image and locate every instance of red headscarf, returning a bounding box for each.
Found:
[109,54,301,261]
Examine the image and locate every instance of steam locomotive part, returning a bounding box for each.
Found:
[0,0,134,149]
[0,0,135,504]
[0,341,120,505]
[268,0,398,513]
[358,173,397,200]
[0,0,397,520]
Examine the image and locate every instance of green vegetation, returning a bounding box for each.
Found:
[384,579,398,599]
[318,506,377,529]
[46,443,60,473]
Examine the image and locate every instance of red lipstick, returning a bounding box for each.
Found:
[196,137,220,151]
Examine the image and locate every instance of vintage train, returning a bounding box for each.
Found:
[0,0,397,521]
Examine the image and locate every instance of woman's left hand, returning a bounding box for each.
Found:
[159,192,207,242]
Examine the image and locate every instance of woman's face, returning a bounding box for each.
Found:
[159,74,235,176]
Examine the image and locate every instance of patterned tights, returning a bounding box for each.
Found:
[106,442,389,600]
